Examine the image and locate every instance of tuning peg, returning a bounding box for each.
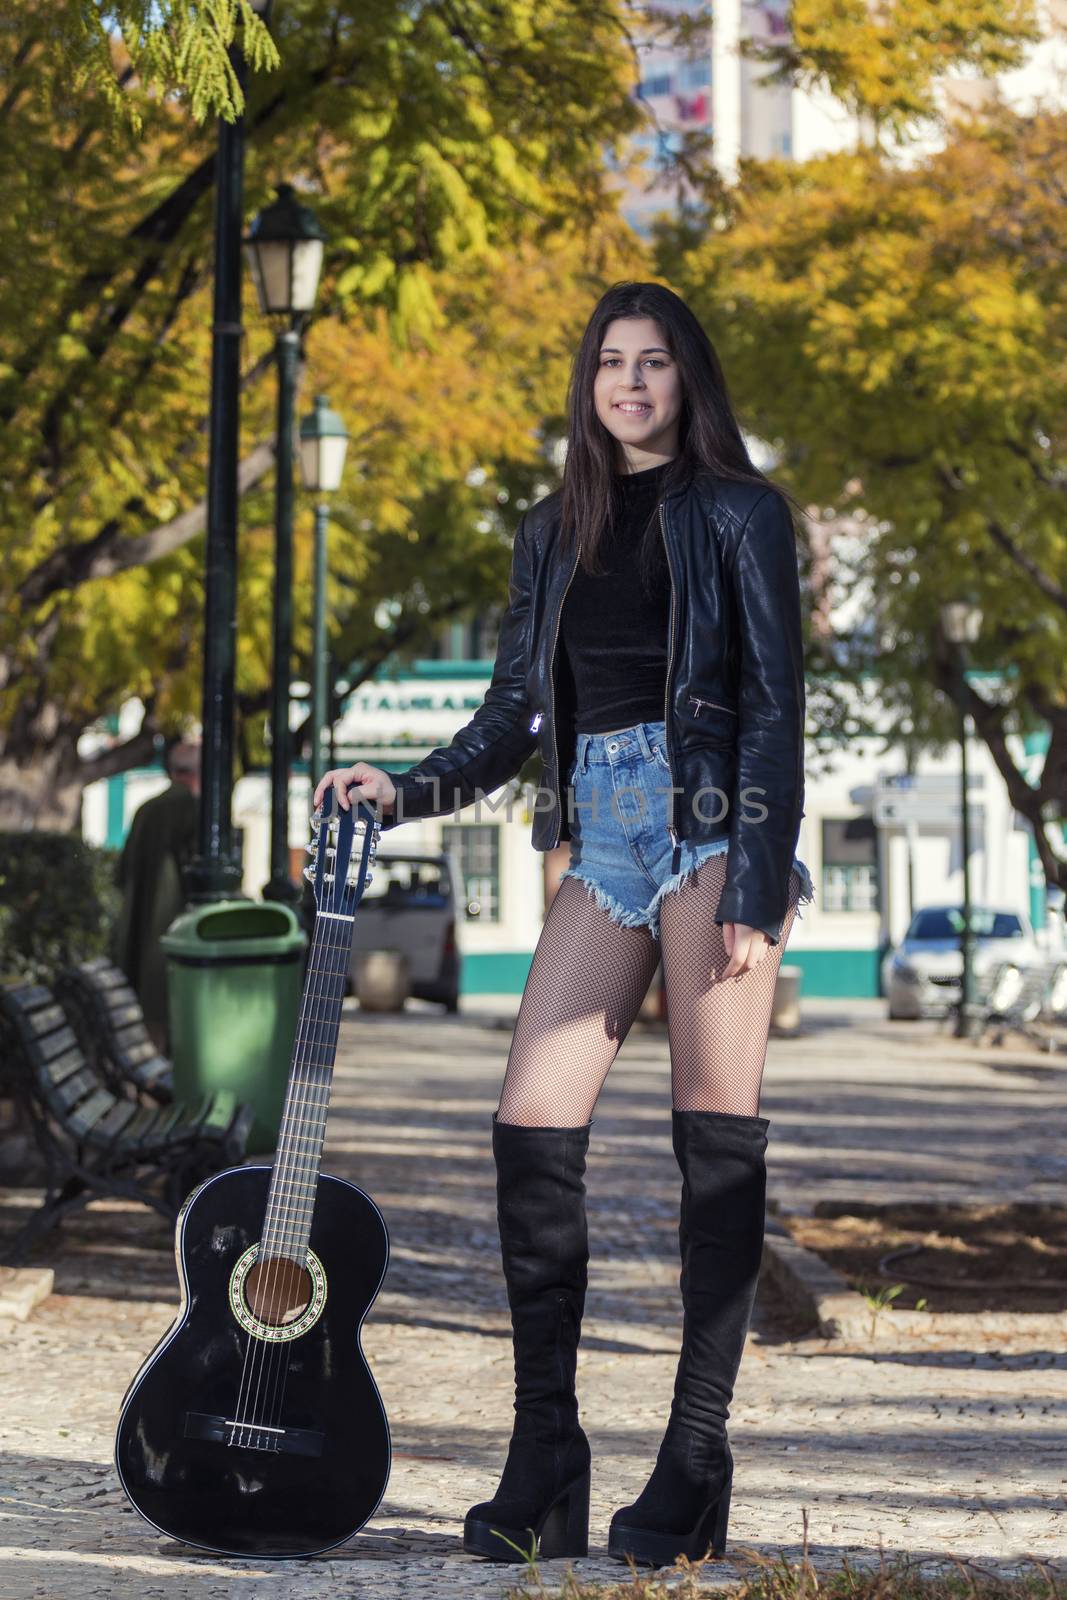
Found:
[302,864,315,883]
[304,840,317,856]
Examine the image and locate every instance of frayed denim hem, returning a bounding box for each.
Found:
[558,854,817,946]
[644,856,710,943]
[556,867,657,935]
[645,852,818,944]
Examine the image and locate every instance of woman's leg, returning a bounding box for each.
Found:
[607,856,802,1565]
[468,876,662,1560]
[658,853,802,1115]
[497,875,662,1126]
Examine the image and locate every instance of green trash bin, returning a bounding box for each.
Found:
[162,900,308,1154]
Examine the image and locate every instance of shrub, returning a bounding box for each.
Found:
[0,831,121,983]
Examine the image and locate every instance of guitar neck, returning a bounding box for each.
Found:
[261,912,356,1261]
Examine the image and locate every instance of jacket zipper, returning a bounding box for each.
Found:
[659,502,681,873]
[550,547,581,848]
[689,695,737,718]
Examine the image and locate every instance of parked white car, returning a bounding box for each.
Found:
[347,850,465,1012]
[881,904,1039,1021]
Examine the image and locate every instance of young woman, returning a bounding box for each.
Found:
[314,281,814,1569]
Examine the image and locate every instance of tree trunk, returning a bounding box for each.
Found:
[0,746,83,831]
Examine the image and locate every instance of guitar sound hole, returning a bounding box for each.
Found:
[244,1257,313,1327]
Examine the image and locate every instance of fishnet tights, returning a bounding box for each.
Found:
[496,853,801,1126]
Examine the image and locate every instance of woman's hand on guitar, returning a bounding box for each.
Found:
[314,762,397,816]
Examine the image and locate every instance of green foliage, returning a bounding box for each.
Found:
[0,833,122,982]
[15,1,280,132]
[659,102,1067,877]
[0,2,648,815]
[744,0,1040,139]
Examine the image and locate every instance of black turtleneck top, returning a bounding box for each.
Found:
[556,460,673,734]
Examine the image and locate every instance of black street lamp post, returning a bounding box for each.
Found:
[245,184,326,904]
[940,599,984,1041]
[298,395,350,793]
[184,4,272,900]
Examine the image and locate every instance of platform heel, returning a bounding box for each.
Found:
[539,1462,591,1558]
[608,1447,733,1567]
[465,1461,590,1561]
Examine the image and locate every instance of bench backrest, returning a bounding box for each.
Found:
[55,958,172,1101]
[0,979,119,1142]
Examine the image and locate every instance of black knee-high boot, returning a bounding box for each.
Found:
[463,1112,593,1561]
[607,1108,770,1566]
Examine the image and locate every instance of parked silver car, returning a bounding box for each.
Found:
[881,904,1039,1021]
[348,851,464,1012]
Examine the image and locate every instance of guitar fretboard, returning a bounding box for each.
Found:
[260,913,356,1261]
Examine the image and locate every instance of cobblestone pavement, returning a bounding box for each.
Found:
[1,999,1064,1598]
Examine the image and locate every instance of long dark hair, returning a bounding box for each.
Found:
[559,281,797,591]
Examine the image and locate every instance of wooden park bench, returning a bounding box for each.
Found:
[55,956,175,1104]
[0,977,254,1264]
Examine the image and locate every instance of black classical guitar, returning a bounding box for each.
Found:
[116,794,391,1558]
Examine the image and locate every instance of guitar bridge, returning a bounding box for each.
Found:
[184,1410,325,1458]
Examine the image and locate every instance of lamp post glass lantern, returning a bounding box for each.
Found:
[245,182,326,318]
[299,396,349,791]
[940,599,983,1039]
[299,394,349,494]
[245,184,327,904]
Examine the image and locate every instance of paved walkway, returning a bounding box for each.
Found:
[1,1000,1064,1597]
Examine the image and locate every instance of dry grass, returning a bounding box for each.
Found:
[492,1511,1064,1600]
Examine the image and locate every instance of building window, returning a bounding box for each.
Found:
[639,72,674,98]
[821,817,879,912]
[442,823,501,923]
[678,57,711,88]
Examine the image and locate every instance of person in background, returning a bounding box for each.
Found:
[112,737,201,1052]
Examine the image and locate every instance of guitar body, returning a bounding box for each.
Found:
[115,1164,391,1558]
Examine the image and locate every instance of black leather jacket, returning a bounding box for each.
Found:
[380,465,806,944]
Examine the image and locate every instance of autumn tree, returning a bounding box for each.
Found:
[9,0,278,128]
[742,0,1040,143]
[0,2,650,828]
[661,96,1067,899]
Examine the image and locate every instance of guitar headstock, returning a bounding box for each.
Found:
[303,790,382,918]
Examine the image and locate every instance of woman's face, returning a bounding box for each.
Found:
[593,315,684,470]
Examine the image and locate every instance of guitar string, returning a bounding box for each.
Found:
[236,844,348,1441]
[230,807,337,1443]
[238,855,342,1440]
[261,817,375,1438]
[229,906,323,1445]
[260,942,345,1436]
[251,921,338,1438]
[255,817,370,1443]
[234,805,375,1443]
[247,808,374,1444]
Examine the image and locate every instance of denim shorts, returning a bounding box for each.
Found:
[556,718,815,944]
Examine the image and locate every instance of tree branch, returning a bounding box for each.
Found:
[1,53,342,429]
[984,513,1067,613]
[18,440,276,606]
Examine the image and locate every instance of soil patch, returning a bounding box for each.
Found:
[780,1201,1067,1314]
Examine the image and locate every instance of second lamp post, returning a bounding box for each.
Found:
[940,598,984,1040]
[298,395,349,795]
[245,183,326,904]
